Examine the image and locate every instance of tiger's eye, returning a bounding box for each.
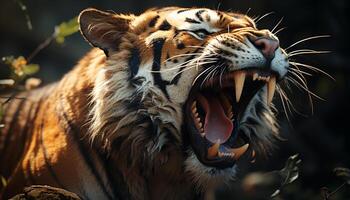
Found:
[195,30,207,39]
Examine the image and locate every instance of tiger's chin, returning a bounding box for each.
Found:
[184,68,277,171]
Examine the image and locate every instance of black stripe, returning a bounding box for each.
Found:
[13,103,34,170]
[59,100,115,200]
[1,94,17,119]
[151,38,170,99]
[25,161,36,185]
[158,20,171,30]
[185,18,201,24]
[0,99,25,159]
[219,13,224,21]
[18,100,43,185]
[128,47,141,78]
[148,15,159,27]
[23,100,45,186]
[38,104,65,189]
[177,9,189,13]
[195,10,205,22]
[102,156,130,200]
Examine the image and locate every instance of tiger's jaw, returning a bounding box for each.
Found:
[185,69,277,169]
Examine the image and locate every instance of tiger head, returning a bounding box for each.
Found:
[79,7,288,189]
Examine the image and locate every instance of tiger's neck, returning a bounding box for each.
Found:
[55,48,196,199]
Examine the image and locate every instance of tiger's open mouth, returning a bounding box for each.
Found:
[185,69,277,168]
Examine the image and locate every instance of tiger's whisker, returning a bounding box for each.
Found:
[150,57,217,73]
[192,65,217,86]
[288,68,312,76]
[285,35,331,51]
[271,17,284,33]
[288,51,330,57]
[254,12,275,24]
[285,77,315,114]
[163,53,202,63]
[219,65,227,87]
[273,27,286,35]
[170,61,217,82]
[201,65,220,88]
[290,61,335,81]
[287,49,328,54]
[277,85,307,116]
[276,86,291,122]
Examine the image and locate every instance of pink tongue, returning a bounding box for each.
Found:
[197,94,233,144]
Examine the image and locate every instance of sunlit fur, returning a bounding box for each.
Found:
[1,7,293,200]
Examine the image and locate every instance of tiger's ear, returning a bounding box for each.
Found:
[79,8,132,54]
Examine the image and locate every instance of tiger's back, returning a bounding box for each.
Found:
[0,51,125,199]
[0,85,56,172]
[0,84,57,195]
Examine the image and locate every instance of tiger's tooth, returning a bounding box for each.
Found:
[200,132,205,137]
[251,150,256,158]
[218,151,223,158]
[253,73,258,81]
[228,112,233,119]
[208,140,220,158]
[267,76,276,104]
[250,150,256,163]
[233,71,246,102]
[230,143,249,160]
[192,101,197,109]
[192,108,197,115]
[229,152,235,158]
[194,117,202,130]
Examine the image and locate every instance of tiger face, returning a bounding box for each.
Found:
[79,7,288,188]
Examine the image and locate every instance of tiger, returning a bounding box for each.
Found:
[0,6,289,200]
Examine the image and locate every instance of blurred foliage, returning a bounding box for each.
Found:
[0,55,40,130]
[0,14,78,131]
[0,175,7,188]
[0,103,3,127]
[239,154,301,200]
[54,17,79,44]
[319,168,350,200]
[334,167,350,185]
[2,56,39,81]
[14,0,32,30]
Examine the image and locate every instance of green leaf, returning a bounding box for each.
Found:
[54,17,79,44]
[22,64,40,75]
[56,36,65,44]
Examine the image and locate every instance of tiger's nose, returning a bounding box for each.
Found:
[252,38,279,59]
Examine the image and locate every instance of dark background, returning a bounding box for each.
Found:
[0,0,349,199]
